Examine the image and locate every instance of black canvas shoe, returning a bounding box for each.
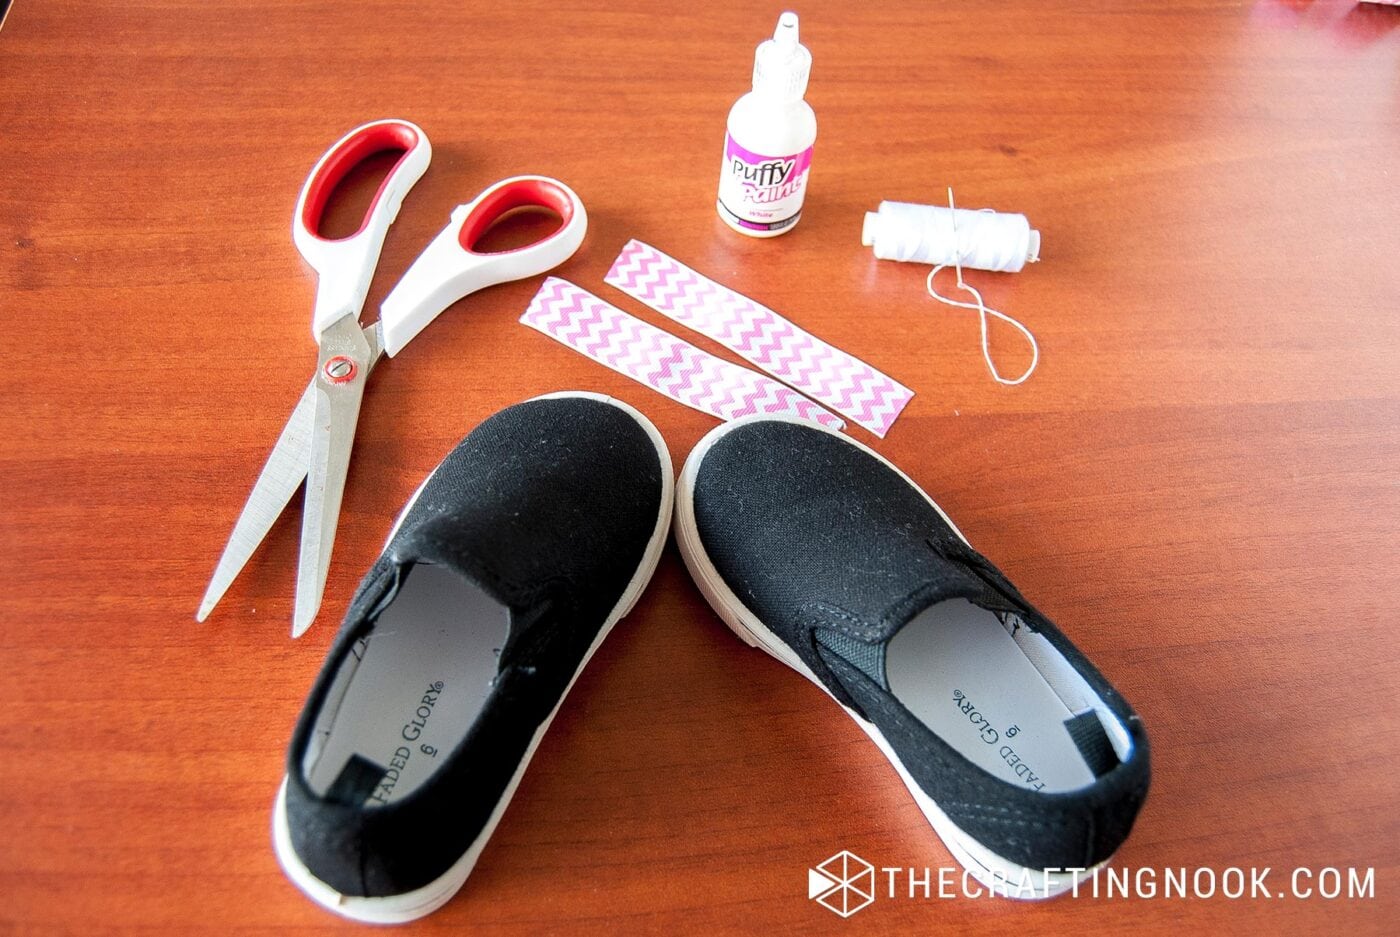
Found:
[674,416,1150,899]
[272,392,673,923]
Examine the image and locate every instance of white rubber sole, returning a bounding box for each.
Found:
[273,392,675,923]
[673,414,1107,901]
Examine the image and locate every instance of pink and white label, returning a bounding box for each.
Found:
[521,278,845,430]
[605,241,914,438]
[717,135,813,232]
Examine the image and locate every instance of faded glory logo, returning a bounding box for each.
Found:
[808,851,876,918]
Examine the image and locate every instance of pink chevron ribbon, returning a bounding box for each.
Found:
[605,240,914,437]
[520,278,845,430]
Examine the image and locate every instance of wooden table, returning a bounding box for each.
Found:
[4,1,1397,933]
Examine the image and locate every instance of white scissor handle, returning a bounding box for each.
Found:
[292,119,432,340]
[378,175,587,358]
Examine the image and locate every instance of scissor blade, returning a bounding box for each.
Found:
[197,382,317,622]
[292,317,372,637]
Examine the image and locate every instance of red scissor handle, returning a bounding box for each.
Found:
[293,119,432,338]
[378,175,588,357]
[298,120,427,241]
[456,177,579,254]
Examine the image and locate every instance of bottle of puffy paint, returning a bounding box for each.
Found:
[716,11,815,238]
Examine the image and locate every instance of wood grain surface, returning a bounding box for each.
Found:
[3,1,1398,933]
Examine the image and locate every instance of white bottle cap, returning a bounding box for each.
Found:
[753,11,811,101]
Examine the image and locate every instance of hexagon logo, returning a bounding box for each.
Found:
[808,850,876,918]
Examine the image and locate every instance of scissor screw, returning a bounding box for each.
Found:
[324,356,357,384]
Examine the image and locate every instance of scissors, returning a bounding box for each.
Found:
[197,118,587,636]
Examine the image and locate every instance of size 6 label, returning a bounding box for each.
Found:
[717,135,813,231]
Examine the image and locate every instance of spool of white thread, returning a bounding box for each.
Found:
[861,200,1041,273]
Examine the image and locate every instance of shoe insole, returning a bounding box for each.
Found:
[885,599,1098,793]
[302,563,511,806]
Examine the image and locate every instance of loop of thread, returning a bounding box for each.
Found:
[917,188,1041,386]
[926,265,1039,386]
